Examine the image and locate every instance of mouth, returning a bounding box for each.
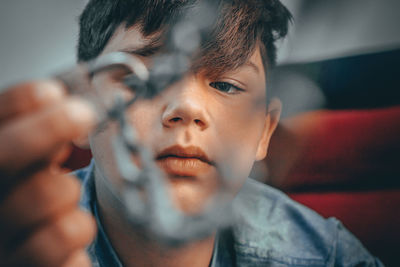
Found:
[155,145,214,177]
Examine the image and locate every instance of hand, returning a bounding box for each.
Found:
[0,81,97,267]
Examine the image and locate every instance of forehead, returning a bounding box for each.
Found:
[102,23,266,79]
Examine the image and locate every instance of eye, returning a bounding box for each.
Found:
[209,81,244,94]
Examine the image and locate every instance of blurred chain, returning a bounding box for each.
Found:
[58,0,237,245]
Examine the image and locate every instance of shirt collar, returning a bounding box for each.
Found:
[78,160,123,267]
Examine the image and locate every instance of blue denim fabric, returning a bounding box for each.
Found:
[75,161,383,266]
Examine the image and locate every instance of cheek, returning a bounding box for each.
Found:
[216,93,266,148]
[89,100,160,181]
[89,123,123,186]
[213,101,266,183]
[124,100,160,145]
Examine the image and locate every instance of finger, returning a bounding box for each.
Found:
[0,171,81,240]
[6,209,96,267]
[0,80,65,123]
[0,97,96,178]
[61,250,92,267]
[50,144,73,167]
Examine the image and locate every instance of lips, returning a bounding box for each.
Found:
[155,145,214,177]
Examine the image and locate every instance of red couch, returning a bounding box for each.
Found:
[64,106,400,266]
[265,106,400,266]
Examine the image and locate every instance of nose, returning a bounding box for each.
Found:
[161,78,209,131]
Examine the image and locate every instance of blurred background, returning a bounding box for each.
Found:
[0,0,87,88]
[1,0,399,105]
[1,0,399,266]
[276,0,400,116]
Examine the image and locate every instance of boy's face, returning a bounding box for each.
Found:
[89,25,280,214]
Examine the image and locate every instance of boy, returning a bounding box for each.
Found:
[0,0,382,266]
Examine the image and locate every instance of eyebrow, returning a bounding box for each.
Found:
[119,35,164,57]
[244,61,260,74]
[121,44,163,57]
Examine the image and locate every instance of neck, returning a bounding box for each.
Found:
[94,172,216,267]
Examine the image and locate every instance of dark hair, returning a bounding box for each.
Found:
[77,0,292,76]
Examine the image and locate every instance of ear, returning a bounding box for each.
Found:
[255,98,281,161]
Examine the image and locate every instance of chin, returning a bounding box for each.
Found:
[166,175,218,215]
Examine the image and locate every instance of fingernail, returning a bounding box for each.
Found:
[35,80,65,102]
[65,97,97,128]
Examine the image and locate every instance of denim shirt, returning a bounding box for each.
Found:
[75,161,383,267]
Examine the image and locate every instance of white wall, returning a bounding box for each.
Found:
[0,0,87,88]
[278,0,400,63]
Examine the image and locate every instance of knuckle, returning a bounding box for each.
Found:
[0,174,81,229]
[4,82,38,109]
[1,80,64,116]
[65,175,82,202]
[17,81,64,105]
[42,99,94,142]
[30,173,64,203]
[14,82,46,110]
[51,210,95,248]
[60,98,96,137]
[50,215,77,246]
[52,174,82,205]
[74,210,97,244]
[61,250,92,267]
[28,173,80,211]
[36,107,71,141]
